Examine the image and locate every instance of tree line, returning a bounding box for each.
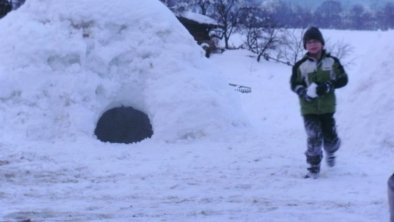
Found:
[161,0,394,31]
[160,0,388,65]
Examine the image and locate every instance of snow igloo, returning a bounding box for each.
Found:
[0,0,247,143]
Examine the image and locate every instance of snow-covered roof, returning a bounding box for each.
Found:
[179,11,221,26]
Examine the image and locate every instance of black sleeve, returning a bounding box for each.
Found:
[331,57,348,89]
[290,59,307,92]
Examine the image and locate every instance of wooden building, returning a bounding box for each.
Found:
[177,12,222,57]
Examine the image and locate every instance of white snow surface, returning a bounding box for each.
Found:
[0,0,393,222]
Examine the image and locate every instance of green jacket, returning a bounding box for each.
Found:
[290,50,348,115]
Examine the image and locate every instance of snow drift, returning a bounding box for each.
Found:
[0,0,247,143]
[336,30,394,152]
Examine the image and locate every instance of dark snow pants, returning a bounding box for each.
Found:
[302,113,340,166]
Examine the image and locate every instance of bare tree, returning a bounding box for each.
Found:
[212,0,239,49]
[160,0,189,14]
[267,29,354,67]
[246,26,280,62]
[325,39,355,67]
[240,7,281,62]
[194,0,215,15]
[274,29,305,66]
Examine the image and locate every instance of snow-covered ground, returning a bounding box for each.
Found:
[0,0,393,221]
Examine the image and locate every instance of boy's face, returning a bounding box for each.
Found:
[305,39,323,55]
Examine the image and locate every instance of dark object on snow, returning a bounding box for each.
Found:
[0,0,12,18]
[229,83,252,93]
[95,106,153,144]
[389,173,394,222]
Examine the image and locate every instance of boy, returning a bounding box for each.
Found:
[290,27,348,179]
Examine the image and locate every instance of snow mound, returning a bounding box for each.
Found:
[0,0,248,142]
[344,30,394,150]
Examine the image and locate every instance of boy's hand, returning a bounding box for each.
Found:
[316,82,333,96]
[296,86,314,102]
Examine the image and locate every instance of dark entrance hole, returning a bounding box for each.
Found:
[94,106,153,144]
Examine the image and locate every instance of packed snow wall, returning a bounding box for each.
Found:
[339,30,394,151]
[0,0,247,143]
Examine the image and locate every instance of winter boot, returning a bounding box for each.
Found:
[304,164,320,179]
[326,153,336,167]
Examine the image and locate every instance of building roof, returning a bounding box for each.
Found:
[178,11,221,27]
